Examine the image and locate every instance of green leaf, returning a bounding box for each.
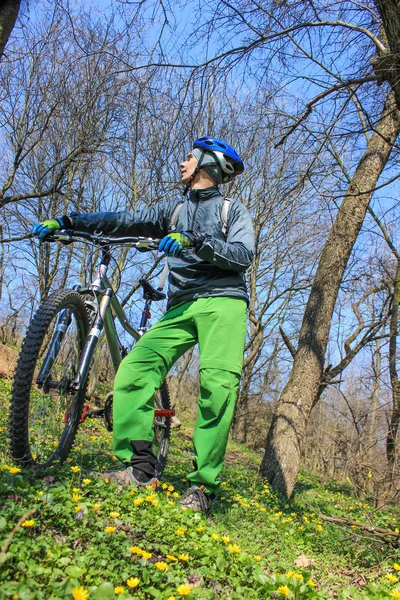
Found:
[0,516,6,530]
[92,582,116,599]
[216,553,227,570]
[66,565,86,578]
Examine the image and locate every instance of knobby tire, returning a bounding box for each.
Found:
[9,289,90,468]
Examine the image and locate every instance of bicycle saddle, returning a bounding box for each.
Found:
[139,278,166,301]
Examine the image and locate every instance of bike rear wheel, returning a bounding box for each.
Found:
[10,289,90,468]
[153,381,172,478]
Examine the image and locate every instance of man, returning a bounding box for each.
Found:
[31,136,255,514]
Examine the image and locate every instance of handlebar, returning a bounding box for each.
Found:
[46,230,161,250]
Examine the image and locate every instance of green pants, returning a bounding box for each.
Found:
[113,297,247,494]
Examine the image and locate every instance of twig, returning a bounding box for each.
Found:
[0,508,37,564]
[318,513,400,544]
[275,76,378,147]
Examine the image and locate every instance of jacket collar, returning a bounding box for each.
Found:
[188,186,221,202]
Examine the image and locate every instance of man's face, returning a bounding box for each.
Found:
[179,152,198,185]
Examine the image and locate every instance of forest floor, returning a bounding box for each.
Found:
[1,376,399,599]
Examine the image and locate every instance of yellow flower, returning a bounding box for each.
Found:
[173,492,179,498]
[227,544,241,553]
[130,546,143,555]
[386,574,399,583]
[133,497,144,506]
[155,561,168,571]
[141,551,152,559]
[211,533,219,541]
[168,485,174,492]
[176,584,192,596]
[316,525,323,532]
[390,591,400,598]
[114,586,125,595]
[196,526,204,532]
[277,585,291,596]
[127,577,140,588]
[74,505,82,512]
[21,520,35,527]
[295,574,303,580]
[222,536,231,544]
[254,556,262,561]
[286,571,295,578]
[151,499,159,507]
[9,467,21,474]
[110,512,120,519]
[72,586,89,600]
[307,579,317,587]
[167,500,175,506]
[167,597,176,600]
[176,528,185,535]
[71,466,80,473]
[82,479,91,485]
[72,494,80,503]
[395,564,400,571]
[167,555,178,561]
[129,489,136,495]
[93,504,101,511]
[162,483,168,489]
[178,554,189,562]
[105,526,116,533]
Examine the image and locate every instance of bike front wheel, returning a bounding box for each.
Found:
[10,289,90,468]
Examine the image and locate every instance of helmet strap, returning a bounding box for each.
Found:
[183,150,205,196]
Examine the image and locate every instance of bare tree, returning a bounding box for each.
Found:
[170,0,400,495]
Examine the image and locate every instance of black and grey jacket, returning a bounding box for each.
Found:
[69,186,255,310]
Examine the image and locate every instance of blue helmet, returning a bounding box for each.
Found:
[193,137,244,183]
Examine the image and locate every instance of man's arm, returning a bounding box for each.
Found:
[195,201,254,272]
[69,204,171,238]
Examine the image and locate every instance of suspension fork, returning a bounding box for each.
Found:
[69,289,113,392]
[36,308,72,389]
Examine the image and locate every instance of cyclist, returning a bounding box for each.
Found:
[31,136,255,514]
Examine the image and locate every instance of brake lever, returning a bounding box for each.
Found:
[45,230,74,245]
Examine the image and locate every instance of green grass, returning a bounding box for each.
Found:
[1,377,399,599]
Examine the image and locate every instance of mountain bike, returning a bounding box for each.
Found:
[9,230,174,476]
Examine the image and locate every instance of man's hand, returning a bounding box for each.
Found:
[31,216,73,241]
[31,218,63,241]
[158,231,205,257]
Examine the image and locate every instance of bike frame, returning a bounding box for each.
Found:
[48,230,161,395]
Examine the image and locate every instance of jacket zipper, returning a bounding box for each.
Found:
[191,194,201,230]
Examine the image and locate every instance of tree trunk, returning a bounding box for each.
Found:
[387,259,400,465]
[374,0,400,111]
[0,0,20,58]
[260,91,400,497]
[367,339,381,463]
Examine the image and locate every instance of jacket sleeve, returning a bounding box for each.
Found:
[68,203,174,238]
[196,200,254,272]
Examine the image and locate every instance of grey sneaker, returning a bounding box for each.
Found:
[179,486,211,514]
[97,466,159,488]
